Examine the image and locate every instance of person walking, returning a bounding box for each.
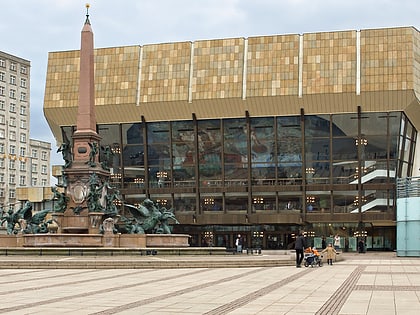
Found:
[322,243,337,265]
[358,238,365,253]
[334,234,341,250]
[294,231,307,268]
[235,234,243,253]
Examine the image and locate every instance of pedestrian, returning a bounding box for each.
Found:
[322,243,337,265]
[321,236,326,249]
[235,234,243,253]
[334,234,341,250]
[358,238,365,253]
[294,231,307,268]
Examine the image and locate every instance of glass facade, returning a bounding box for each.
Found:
[63,110,417,251]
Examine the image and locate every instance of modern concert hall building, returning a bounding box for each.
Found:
[44,26,420,251]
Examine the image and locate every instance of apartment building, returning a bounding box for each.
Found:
[0,51,51,212]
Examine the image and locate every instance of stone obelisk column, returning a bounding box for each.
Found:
[61,4,109,234]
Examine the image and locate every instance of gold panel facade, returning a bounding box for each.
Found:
[95,46,140,106]
[44,27,420,138]
[247,34,300,97]
[192,38,244,99]
[140,42,191,103]
[44,46,140,109]
[44,50,80,109]
[361,27,414,92]
[303,31,357,94]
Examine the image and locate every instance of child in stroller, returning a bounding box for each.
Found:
[304,247,323,267]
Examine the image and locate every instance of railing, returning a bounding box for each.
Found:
[397,177,420,198]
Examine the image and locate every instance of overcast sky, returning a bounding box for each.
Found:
[2,0,420,171]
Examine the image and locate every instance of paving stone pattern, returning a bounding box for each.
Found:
[0,252,418,314]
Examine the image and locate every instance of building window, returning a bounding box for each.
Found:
[20,105,26,115]
[9,89,16,99]
[19,175,25,186]
[41,164,47,174]
[32,178,37,186]
[0,143,4,153]
[20,92,26,101]
[19,146,26,156]
[0,159,4,168]
[9,189,15,199]
[9,174,15,184]
[41,151,47,160]
[20,65,27,74]
[0,129,4,138]
[20,120,26,129]
[32,149,38,158]
[0,115,4,124]
[9,160,15,170]
[0,59,5,68]
[41,179,47,186]
[9,103,16,112]
[20,78,26,88]
[10,63,16,71]
[0,71,4,82]
[0,188,4,197]
[0,173,4,182]
[31,164,37,173]
[0,100,4,109]
[20,133,26,143]
[0,85,4,96]
[9,130,16,141]
[9,145,16,154]
[9,75,16,85]
[19,161,26,171]
[9,117,16,127]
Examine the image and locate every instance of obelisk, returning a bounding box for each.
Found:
[72,3,101,163]
[59,4,108,234]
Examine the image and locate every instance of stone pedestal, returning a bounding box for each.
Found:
[88,212,104,234]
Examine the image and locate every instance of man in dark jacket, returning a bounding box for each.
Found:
[294,231,307,268]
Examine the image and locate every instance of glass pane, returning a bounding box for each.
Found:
[332,114,358,138]
[122,123,143,144]
[250,117,275,170]
[198,120,222,180]
[173,193,196,212]
[225,193,248,211]
[224,118,248,164]
[389,112,401,136]
[360,112,388,136]
[201,194,223,211]
[305,115,330,137]
[277,116,302,165]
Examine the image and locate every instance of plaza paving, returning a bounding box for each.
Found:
[0,251,419,314]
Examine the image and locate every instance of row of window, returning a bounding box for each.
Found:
[0,159,48,173]
[0,129,27,142]
[0,86,27,101]
[0,146,48,160]
[0,174,48,187]
[0,72,27,87]
[0,116,27,128]
[0,58,27,74]
[0,188,15,199]
[0,100,26,114]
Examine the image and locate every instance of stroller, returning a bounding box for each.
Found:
[304,247,323,267]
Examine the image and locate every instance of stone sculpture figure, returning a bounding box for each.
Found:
[57,142,72,168]
[86,142,99,167]
[100,145,114,171]
[122,199,179,234]
[87,173,103,212]
[51,187,69,213]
